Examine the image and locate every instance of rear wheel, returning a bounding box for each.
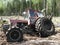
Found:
[35,17,55,37]
[6,28,23,42]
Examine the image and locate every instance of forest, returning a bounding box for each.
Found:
[0,0,59,16]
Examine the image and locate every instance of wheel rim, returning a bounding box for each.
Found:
[43,19,52,30]
[9,30,21,41]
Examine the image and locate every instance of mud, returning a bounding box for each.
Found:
[0,17,60,45]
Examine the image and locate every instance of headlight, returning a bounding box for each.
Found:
[2,24,9,30]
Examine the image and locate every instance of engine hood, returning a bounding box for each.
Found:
[10,19,28,24]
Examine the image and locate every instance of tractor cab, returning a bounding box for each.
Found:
[22,9,44,25]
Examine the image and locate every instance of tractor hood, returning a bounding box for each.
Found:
[10,19,28,24]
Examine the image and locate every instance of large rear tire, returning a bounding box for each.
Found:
[35,17,55,37]
[6,28,23,42]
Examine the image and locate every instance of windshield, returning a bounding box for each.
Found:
[37,12,44,17]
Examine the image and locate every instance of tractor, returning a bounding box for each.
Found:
[2,9,55,42]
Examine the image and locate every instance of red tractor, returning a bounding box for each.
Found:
[2,9,55,42]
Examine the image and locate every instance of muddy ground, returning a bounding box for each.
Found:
[0,17,60,45]
[0,27,60,45]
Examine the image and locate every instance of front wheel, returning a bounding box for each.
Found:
[6,28,23,42]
